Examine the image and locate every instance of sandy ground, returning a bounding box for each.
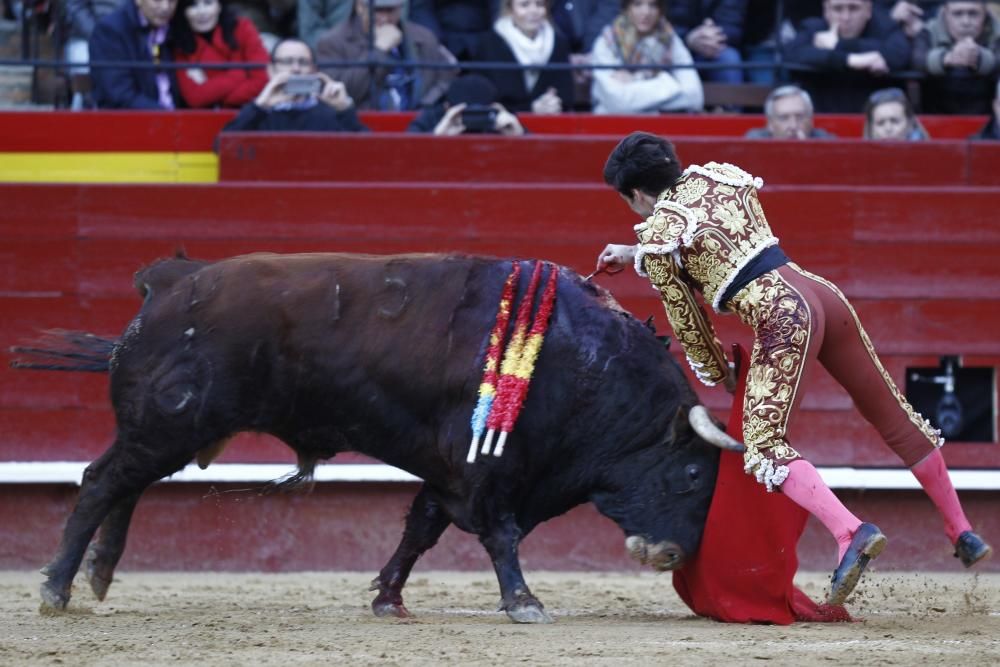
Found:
[1,570,998,666]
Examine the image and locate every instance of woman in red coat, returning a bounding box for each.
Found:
[171,0,269,108]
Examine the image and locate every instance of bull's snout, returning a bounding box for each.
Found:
[625,535,686,571]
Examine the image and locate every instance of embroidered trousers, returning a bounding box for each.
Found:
[729,263,941,486]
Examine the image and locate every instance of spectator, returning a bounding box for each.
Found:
[970,77,1000,138]
[590,0,703,114]
[316,0,456,110]
[407,72,526,135]
[914,1,1000,114]
[739,0,795,86]
[862,86,929,139]
[89,0,183,109]
[300,0,414,48]
[547,0,619,90]
[785,0,910,112]
[409,0,500,60]
[474,0,573,114]
[221,37,368,131]
[298,0,351,48]
[883,1,943,38]
[229,0,298,51]
[744,84,836,138]
[172,0,270,108]
[60,0,120,108]
[668,0,749,84]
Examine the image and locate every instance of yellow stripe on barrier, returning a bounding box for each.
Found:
[0,152,219,183]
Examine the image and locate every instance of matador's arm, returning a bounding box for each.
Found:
[641,252,730,387]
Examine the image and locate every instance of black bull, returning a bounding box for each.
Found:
[25,252,741,623]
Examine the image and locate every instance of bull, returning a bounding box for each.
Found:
[21,252,742,623]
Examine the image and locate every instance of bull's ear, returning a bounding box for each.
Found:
[668,405,694,444]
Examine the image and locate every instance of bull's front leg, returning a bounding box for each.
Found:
[370,485,451,618]
[480,520,553,624]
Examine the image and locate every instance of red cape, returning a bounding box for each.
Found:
[671,345,851,624]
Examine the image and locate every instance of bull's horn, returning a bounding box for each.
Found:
[689,405,745,452]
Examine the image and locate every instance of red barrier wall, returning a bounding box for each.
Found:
[0,110,990,152]
[2,124,999,574]
[2,483,997,572]
[217,134,1000,186]
[2,181,998,470]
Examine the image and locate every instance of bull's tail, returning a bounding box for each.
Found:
[265,453,319,494]
[9,329,117,373]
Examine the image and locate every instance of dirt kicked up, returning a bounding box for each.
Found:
[2,570,998,665]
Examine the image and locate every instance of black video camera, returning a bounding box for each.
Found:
[461,104,498,134]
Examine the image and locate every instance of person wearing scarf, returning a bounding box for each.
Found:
[590,0,703,113]
[474,0,574,114]
[171,0,270,108]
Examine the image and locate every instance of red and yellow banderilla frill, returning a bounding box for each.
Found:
[466,262,521,463]
[492,263,559,457]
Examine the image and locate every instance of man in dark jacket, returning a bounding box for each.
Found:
[89,0,183,109]
[970,78,1000,139]
[785,0,910,112]
[221,38,368,132]
[316,0,456,110]
[407,73,524,136]
[668,0,749,83]
[408,0,500,60]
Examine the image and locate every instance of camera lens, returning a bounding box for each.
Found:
[935,393,964,439]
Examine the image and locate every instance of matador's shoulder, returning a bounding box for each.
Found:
[682,162,764,190]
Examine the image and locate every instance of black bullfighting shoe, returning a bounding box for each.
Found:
[954,531,993,568]
[827,523,887,606]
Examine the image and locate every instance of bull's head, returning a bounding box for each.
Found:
[590,405,741,571]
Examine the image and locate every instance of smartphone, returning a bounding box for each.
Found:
[284,75,323,97]
[461,104,499,134]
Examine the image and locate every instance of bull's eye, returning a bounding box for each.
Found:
[685,464,701,482]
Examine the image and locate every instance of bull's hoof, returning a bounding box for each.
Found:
[84,547,114,601]
[505,600,553,624]
[372,599,411,618]
[85,565,112,601]
[39,581,70,612]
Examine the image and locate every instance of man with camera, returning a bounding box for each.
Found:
[221,38,368,132]
[407,73,525,136]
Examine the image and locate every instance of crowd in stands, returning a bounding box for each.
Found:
[50,0,1000,139]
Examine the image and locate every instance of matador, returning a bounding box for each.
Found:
[597,132,991,605]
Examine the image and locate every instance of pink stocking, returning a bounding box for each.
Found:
[781,459,863,561]
[910,449,972,544]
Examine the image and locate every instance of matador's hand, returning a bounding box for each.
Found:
[595,244,636,274]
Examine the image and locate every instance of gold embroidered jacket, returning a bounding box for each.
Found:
[633,161,778,386]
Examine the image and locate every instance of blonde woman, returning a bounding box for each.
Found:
[590,0,703,114]
[475,0,574,113]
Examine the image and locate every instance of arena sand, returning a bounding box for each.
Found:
[1,570,998,665]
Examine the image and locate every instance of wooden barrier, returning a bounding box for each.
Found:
[217,134,1000,186]
[2,181,998,469]
[0,110,990,152]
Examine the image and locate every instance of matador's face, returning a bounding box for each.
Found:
[622,190,656,219]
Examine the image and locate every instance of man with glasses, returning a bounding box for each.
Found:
[221,37,368,132]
